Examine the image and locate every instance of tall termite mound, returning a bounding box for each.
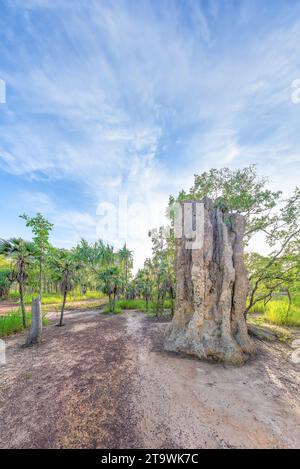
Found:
[165,198,255,365]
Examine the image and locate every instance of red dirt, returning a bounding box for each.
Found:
[0,310,299,448]
[0,298,104,316]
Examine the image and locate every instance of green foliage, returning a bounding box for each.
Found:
[20,213,53,253]
[48,248,80,293]
[169,165,281,242]
[0,255,10,268]
[20,212,53,298]
[117,243,133,297]
[102,298,173,314]
[1,170,299,336]
[116,299,147,310]
[265,302,300,327]
[167,166,300,319]
[245,186,300,312]
[249,295,300,327]
[74,238,114,273]
[0,238,35,327]
[99,266,122,313]
[103,303,122,314]
[0,267,12,297]
[0,310,49,337]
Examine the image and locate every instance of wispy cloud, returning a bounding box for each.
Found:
[1,0,300,268]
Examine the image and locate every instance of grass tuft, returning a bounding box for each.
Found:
[103,303,122,314]
[249,296,300,327]
[0,309,48,337]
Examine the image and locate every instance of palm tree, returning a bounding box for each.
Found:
[99,266,122,313]
[118,244,133,297]
[0,238,34,327]
[50,249,79,326]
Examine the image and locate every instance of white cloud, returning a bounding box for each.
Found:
[1,0,300,269]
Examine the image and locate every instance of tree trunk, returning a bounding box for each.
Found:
[125,262,128,298]
[286,288,292,312]
[112,290,116,313]
[19,282,27,329]
[38,259,42,301]
[58,290,67,326]
[165,199,255,365]
[170,287,175,317]
[24,298,42,346]
[285,288,292,322]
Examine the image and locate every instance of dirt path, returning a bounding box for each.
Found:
[0,298,106,316]
[0,301,19,315]
[0,310,300,448]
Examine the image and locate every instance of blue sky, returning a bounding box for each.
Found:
[1,0,300,269]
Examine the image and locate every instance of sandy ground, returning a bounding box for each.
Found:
[0,309,300,449]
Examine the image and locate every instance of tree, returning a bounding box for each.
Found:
[20,213,53,301]
[169,165,281,243]
[99,266,122,313]
[117,244,133,298]
[149,227,175,316]
[0,238,34,328]
[75,238,115,301]
[135,267,152,311]
[167,166,300,320]
[245,188,300,315]
[49,249,80,326]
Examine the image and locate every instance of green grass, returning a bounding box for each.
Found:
[116,299,148,310]
[103,303,122,314]
[102,298,173,315]
[0,310,49,337]
[249,295,300,327]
